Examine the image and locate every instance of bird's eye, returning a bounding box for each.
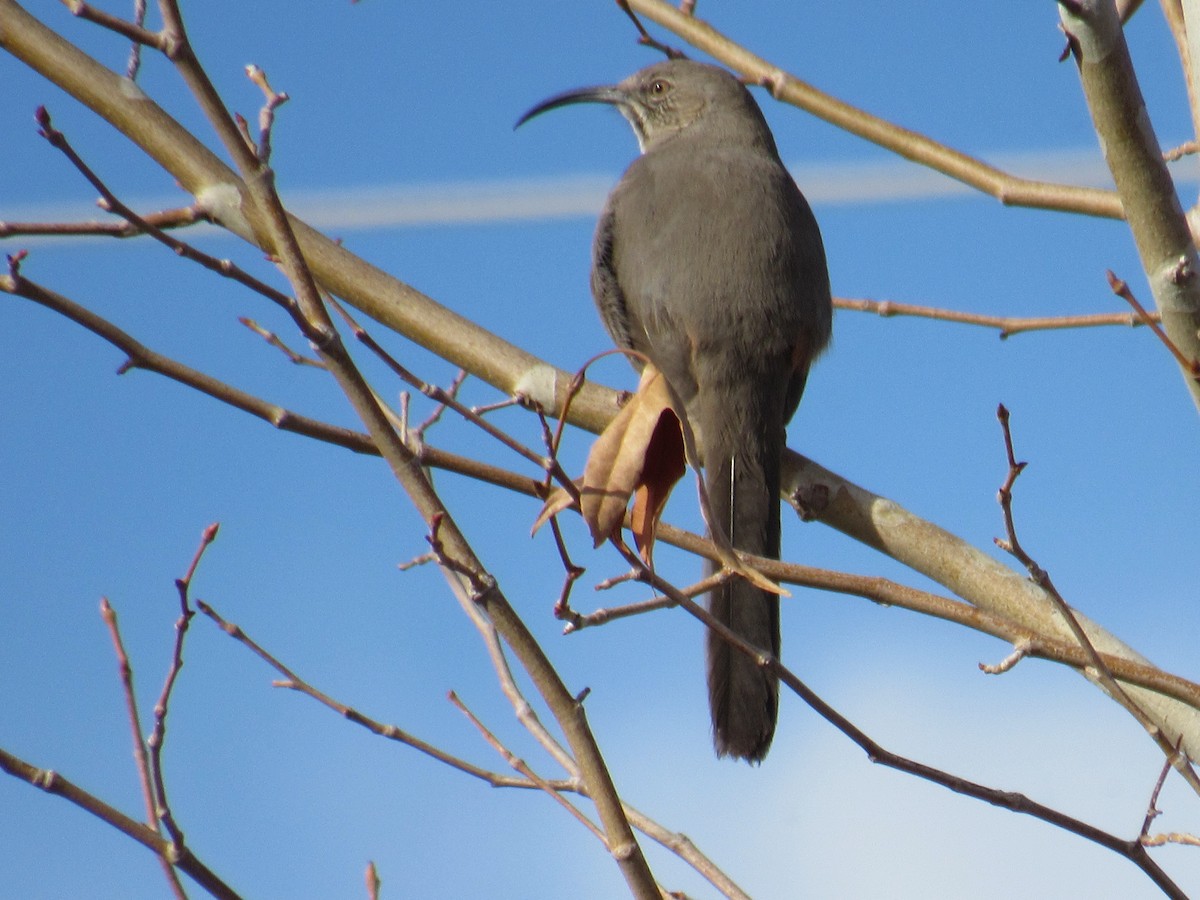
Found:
[650,79,668,95]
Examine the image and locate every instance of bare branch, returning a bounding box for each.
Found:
[195,600,552,790]
[1108,270,1200,381]
[238,316,325,367]
[615,0,686,59]
[1059,0,1200,408]
[98,597,185,898]
[30,106,296,315]
[0,746,241,900]
[198,597,750,898]
[147,523,220,853]
[448,690,607,844]
[1141,747,1175,840]
[834,295,1159,338]
[0,203,207,238]
[63,1,162,49]
[993,404,1200,794]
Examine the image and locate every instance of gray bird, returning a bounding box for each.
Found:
[518,60,831,762]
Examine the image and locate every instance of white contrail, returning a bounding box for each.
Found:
[290,148,1130,229]
[4,147,1193,238]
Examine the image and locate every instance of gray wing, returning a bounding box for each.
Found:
[591,171,701,411]
[590,202,639,364]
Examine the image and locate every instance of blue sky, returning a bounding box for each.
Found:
[3,2,1200,898]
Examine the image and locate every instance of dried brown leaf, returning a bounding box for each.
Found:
[531,484,578,536]
[580,365,685,548]
[630,405,686,564]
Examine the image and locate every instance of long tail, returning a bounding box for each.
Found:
[702,396,782,763]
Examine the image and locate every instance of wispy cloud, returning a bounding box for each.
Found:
[291,148,1128,230]
[6,147,1192,238]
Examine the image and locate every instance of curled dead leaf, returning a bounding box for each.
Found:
[531,483,578,536]
[580,365,685,554]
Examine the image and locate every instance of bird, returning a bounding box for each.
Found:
[517,59,832,762]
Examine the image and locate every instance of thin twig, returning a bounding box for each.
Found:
[449,691,607,844]
[125,0,147,79]
[0,204,207,239]
[63,1,162,49]
[1107,270,1200,383]
[615,0,686,59]
[99,597,187,900]
[1141,747,1175,839]
[1142,832,1200,848]
[197,598,749,897]
[993,404,1200,796]
[32,106,297,316]
[244,65,289,164]
[564,570,721,634]
[414,368,468,437]
[1164,139,1199,162]
[195,600,558,790]
[979,639,1032,675]
[147,522,219,851]
[239,317,324,367]
[834,295,1159,338]
[471,396,522,415]
[327,293,572,485]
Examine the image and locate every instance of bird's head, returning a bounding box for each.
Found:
[516,59,768,153]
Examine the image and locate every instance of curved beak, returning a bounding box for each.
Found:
[514,85,627,130]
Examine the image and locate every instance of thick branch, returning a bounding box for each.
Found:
[1061,0,1200,408]
[783,454,1200,763]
